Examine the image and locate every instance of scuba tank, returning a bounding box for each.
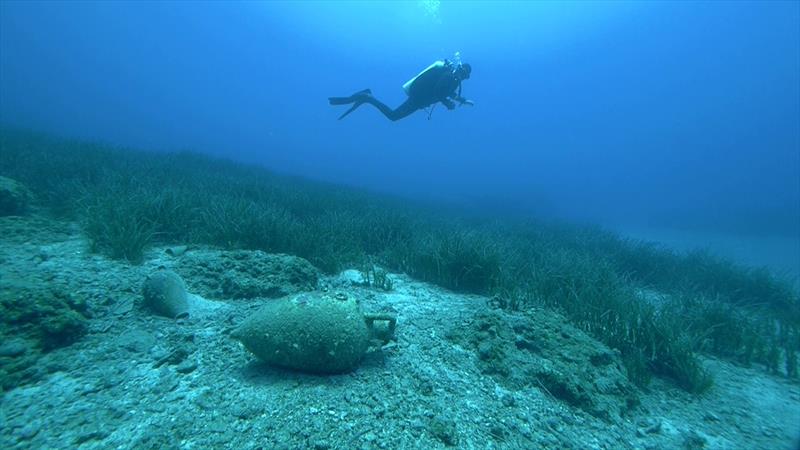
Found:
[402,60,448,95]
[401,53,464,120]
[402,52,463,95]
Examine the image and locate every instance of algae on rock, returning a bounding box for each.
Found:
[175,250,319,300]
[0,278,88,390]
[446,309,638,422]
[0,176,34,216]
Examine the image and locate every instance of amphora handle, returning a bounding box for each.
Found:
[364,312,397,345]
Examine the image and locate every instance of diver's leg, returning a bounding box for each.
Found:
[328,89,372,105]
[361,97,419,121]
[331,91,419,121]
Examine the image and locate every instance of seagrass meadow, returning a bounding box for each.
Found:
[2,127,798,394]
[3,2,800,448]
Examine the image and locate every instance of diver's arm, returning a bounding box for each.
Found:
[432,75,452,99]
[457,98,474,106]
[435,75,473,108]
[449,82,474,106]
[449,93,474,106]
[443,94,473,107]
[435,80,457,109]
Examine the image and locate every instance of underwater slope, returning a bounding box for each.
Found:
[0,128,799,448]
[0,214,798,449]
[617,225,800,291]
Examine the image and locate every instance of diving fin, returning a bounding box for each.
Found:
[337,101,364,120]
[328,88,371,105]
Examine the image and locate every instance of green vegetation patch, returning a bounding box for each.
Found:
[0,278,89,390]
[0,175,34,216]
[1,126,797,392]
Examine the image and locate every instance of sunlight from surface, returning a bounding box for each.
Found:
[255,1,643,61]
[419,0,442,24]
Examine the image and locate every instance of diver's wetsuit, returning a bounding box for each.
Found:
[329,63,467,121]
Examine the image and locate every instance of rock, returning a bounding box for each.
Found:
[636,418,662,437]
[165,245,188,257]
[338,269,366,286]
[500,393,517,407]
[116,329,156,354]
[0,176,34,216]
[0,278,88,351]
[682,430,708,449]
[446,310,638,422]
[175,250,319,300]
[175,360,198,374]
[428,415,458,447]
[153,346,192,368]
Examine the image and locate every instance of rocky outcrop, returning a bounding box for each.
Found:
[446,308,639,422]
[174,250,319,300]
[0,176,34,216]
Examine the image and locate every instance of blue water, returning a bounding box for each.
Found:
[1,1,798,272]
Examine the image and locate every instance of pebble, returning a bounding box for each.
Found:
[117,329,155,353]
[176,360,198,374]
[501,393,517,407]
[637,418,662,435]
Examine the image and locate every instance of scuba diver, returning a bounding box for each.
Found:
[329,59,473,121]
